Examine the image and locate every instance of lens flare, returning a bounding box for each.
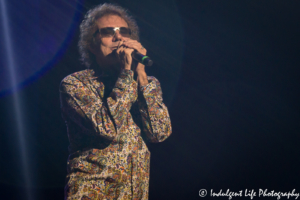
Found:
[0,0,33,199]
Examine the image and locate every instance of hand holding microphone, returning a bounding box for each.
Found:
[116,40,153,71]
[115,39,150,86]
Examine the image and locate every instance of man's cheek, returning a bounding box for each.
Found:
[100,46,109,56]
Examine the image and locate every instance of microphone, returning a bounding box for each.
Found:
[132,51,153,66]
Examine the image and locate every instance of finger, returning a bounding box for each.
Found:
[123,43,143,49]
[116,46,125,61]
[124,47,135,55]
[123,40,142,47]
[118,44,136,53]
[117,46,127,53]
[118,40,124,49]
[117,46,134,59]
[123,39,137,44]
[123,43,146,54]
[116,46,122,55]
[123,41,142,48]
[118,46,133,70]
[122,38,133,43]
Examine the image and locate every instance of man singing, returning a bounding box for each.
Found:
[59,3,172,200]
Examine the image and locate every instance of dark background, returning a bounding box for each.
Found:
[0,0,299,199]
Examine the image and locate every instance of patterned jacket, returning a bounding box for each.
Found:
[60,69,172,200]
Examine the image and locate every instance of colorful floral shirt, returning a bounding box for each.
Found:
[59,69,172,200]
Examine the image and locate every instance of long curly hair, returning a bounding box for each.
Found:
[78,3,139,68]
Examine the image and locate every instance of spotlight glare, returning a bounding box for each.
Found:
[0,0,34,199]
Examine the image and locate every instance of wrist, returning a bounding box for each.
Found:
[137,71,148,86]
[124,64,131,70]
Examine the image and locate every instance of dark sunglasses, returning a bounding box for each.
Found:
[94,27,131,38]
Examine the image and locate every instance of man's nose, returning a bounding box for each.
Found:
[112,31,124,41]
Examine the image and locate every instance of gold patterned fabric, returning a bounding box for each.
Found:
[60,69,172,200]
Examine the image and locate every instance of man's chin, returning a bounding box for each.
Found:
[104,52,119,64]
[97,54,117,66]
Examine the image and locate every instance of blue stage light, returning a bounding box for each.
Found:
[0,0,34,199]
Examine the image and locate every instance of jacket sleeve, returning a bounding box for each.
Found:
[106,69,138,130]
[60,75,117,140]
[138,76,172,142]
